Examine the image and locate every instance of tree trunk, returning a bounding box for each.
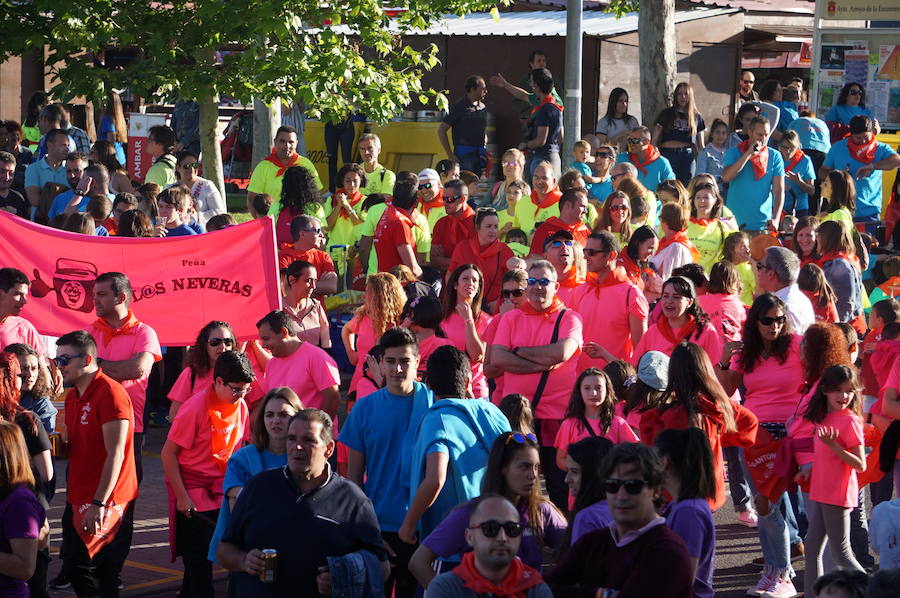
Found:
[638,0,676,127]
[199,96,225,199]
[252,98,280,169]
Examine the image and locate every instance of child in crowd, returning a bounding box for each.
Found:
[498,180,528,238]
[400,295,453,382]
[651,202,700,280]
[354,344,385,404]
[497,393,534,436]
[252,192,273,218]
[205,213,236,232]
[603,360,636,422]
[862,299,900,411]
[812,570,869,598]
[800,365,867,594]
[695,118,729,192]
[87,196,113,236]
[503,227,530,258]
[570,140,607,200]
[155,185,197,237]
[798,263,839,323]
[723,231,755,305]
[554,368,638,471]
[868,256,900,307]
[621,350,669,433]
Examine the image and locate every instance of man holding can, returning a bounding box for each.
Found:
[217,409,388,597]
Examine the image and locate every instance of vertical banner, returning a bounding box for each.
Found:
[126,113,167,181]
[0,212,281,345]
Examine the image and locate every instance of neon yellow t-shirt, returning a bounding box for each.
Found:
[359,164,396,197]
[250,156,323,214]
[687,218,737,272]
[736,261,756,306]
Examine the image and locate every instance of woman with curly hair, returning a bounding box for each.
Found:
[342,272,406,395]
[273,165,325,245]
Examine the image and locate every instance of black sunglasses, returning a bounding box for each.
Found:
[443,194,463,203]
[501,288,525,298]
[179,162,200,169]
[742,79,754,85]
[53,354,85,367]
[208,337,235,348]
[595,152,613,159]
[417,182,432,190]
[759,315,786,326]
[848,89,863,96]
[604,478,649,495]
[468,520,524,538]
[583,248,609,257]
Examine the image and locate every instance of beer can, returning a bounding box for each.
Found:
[259,549,277,583]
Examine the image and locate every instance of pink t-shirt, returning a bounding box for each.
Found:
[885,365,900,394]
[168,366,265,407]
[0,316,44,355]
[697,293,747,343]
[483,313,507,401]
[573,280,648,369]
[493,308,583,421]
[615,402,642,434]
[442,311,492,398]
[417,335,454,382]
[809,408,864,508]
[786,381,819,467]
[554,415,639,455]
[86,320,162,434]
[265,342,340,410]
[346,314,379,394]
[732,335,804,424]
[167,390,249,511]
[556,285,579,308]
[631,320,722,367]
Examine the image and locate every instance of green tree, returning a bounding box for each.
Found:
[1,0,507,196]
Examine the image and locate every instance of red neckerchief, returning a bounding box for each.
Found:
[419,188,444,217]
[102,217,117,235]
[657,314,697,345]
[468,237,507,258]
[877,276,900,298]
[530,94,564,116]
[453,552,543,598]
[690,216,715,227]
[618,253,643,285]
[657,231,702,262]
[557,266,584,288]
[847,134,877,164]
[388,205,417,229]
[262,148,301,177]
[785,149,805,172]
[738,140,769,180]
[816,250,860,272]
[586,266,630,289]
[531,187,562,216]
[73,501,127,559]
[206,388,244,473]
[92,309,141,346]
[519,296,566,318]
[335,188,364,219]
[628,144,662,176]
[543,216,589,239]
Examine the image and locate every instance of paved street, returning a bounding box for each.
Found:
[43,425,878,597]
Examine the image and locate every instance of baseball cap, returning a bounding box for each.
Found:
[637,351,669,392]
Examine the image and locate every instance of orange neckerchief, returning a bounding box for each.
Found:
[419,188,444,217]
[519,296,566,318]
[557,266,584,288]
[531,186,562,216]
[847,134,877,164]
[335,188,364,219]
[785,149,806,172]
[206,388,244,473]
[468,237,507,258]
[877,276,900,299]
[628,144,662,176]
[530,95,564,117]
[453,552,543,598]
[618,253,646,285]
[816,250,861,272]
[73,501,127,558]
[92,309,141,346]
[690,216,716,227]
[657,314,697,345]
[657,231,702,262]
[738,139,769,180]
[102,217,117,236]
[262,147,301,177]
[586,266,630,289]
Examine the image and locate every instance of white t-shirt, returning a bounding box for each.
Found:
[189,178,226,226]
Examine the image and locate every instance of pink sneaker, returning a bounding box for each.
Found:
[738,510,759,528]
[747,575,774,597]
[761,577,798,598]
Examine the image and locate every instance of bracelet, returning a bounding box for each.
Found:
[91,499,106,508]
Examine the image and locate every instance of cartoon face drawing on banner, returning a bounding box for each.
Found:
[29,259,98,313]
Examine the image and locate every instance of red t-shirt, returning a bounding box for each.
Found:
[529,217,591,256]
[373,206,416,272]
[278,246,336,273]
[65,371,138,506]
[448,239,515,305]
[432,208,475,262]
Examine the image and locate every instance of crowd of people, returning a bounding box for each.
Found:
[1,60,900,598]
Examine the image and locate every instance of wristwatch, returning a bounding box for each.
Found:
[91,499,106,508]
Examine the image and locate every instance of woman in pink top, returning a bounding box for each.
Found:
[697,261,747,344]
[400,295,454,382]
[632,276,721,365]
[554,368,638,472]
[283,260,331,349]
[799,365,867,593]
[484,270,529,400]
[441,264,492,398]
[342,272,405,395]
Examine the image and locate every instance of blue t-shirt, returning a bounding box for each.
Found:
[666,498,715,598]
[823,139,897,220]
[570,161,613,202]
[784,153,816,212]
[724,145,785,230]
[187,220,205,234]
[339,382,434,532]
[48,190,116,220]
[616,152,676,192]
[24,158,70,194]
[824,104,873,125]
[533,102,563,154]
[774,101,799,132]
[165,223,197,237]
[99,115,127,165]
[787,117,831,154]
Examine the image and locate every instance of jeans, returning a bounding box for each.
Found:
[724,446,751,512]
[803,499,865,593]
[325,119,356,193]
[62,501,135,598]
[176,509,218,598]
[660,146,694,186]
[454,147,486,178]
[527,151,561,179]
[741,457,793,577]
[786,490,806,543]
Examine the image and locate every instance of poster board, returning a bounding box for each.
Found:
[812,30,900,131]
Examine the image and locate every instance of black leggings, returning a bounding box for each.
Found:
[176,508,219,598]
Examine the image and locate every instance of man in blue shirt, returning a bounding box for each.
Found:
[821,115,900,231]
[616,126,675,192]
[723,116,785,233]
[24,128,71,212]
[34,103,91,159]
[48,161,116,220]
[341,326,434,598]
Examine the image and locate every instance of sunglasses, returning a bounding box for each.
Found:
[742,79,755,85]
[179,162,200,169]
[609,204,629,211]
[759,315,786,326]
[595,152,613,159]
[503,161,519,167]
[208,337,235,348]
[53,353,84,367]
[583,248,609,257]
[468,520,524,538]
[526,277,553,287]
[756,262,769,271]
[610,172,626,180]
[300,227,322,234]
[505,432,537,445]
[604,478,649,495]
[627,138,645,145]
[443,194,463,203]
[848,89,863,96]
[417,182,432,190]
[501,288,525,298]
[549,240,574,249]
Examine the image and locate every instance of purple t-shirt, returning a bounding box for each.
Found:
[666,498,715,598]
[423,498,567,569]
[0,485,45,598]
[571,500,612,544]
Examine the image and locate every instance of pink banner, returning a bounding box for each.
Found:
[0,211,282,345]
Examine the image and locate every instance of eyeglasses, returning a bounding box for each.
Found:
[526,277,553,287]
[208,337,235,348]
[759,315,786,326]
[609,204,629,211]
[299,227,322,234]
[503,161,519,167]
[501,288,525,298]
[179,162,199,169]
[627,138,645,145]
[53,354,85,367]
[225,384,250,397]
[505,432,537,445]
[742,79,755,85]
[468,520,524,538]
[417,182,432,190]
[549,240,574,249]
[604,478,649,495]
[443,194,463,203]
[848,89,863,96]
[583,248,609,257]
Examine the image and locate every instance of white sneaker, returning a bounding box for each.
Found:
[761,578,798,598]
[747,575,775,596]
[738,510,759,528]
